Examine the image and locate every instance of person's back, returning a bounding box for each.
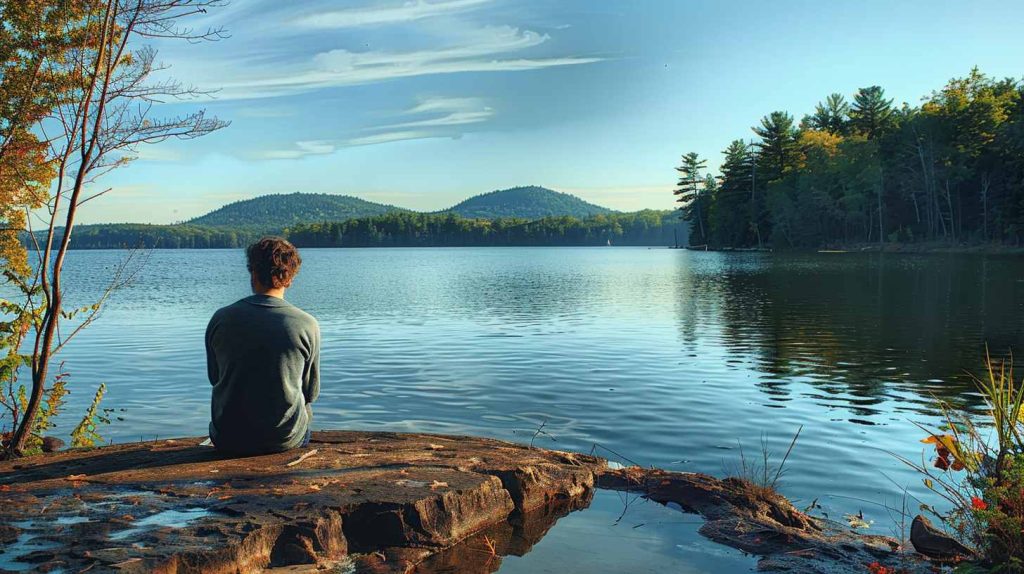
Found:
[206,237,320,455]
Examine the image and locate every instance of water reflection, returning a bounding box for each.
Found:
[677,252,1024,415]
[40,247,1024,539]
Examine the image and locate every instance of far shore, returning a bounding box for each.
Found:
[679,241,1024,255]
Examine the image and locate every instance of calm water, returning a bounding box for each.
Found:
[43,247,1024,568]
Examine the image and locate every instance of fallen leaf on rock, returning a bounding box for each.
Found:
[309,484,322,491]
[844,512,873,529]
[430,480,449,490]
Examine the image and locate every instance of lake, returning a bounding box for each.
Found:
[44,247,1024,570]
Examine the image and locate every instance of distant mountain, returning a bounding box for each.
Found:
[189,192,401,229]
[444,186,614,219]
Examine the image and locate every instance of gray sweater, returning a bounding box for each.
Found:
[206,294,320,454]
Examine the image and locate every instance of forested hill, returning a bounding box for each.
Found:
[189,192,401,228]
[40,187,646,249]
[444,186,614,219]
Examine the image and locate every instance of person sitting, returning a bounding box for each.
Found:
[206,236,320,455]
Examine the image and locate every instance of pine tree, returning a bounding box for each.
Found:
[753,111,800,182]
[711,140,756,247]
[674,152,709,245]
[806,93,850,135]
[850,86,895,139]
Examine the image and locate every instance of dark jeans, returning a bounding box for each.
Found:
[300,404,313,447]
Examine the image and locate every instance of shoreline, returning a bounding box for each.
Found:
[0,430,939,573]
[677,241,1024,255]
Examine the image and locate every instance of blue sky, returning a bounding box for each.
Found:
[89,0,1024,224]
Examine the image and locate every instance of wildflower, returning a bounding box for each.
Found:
[971,496,987,511]
[866,561,891,574]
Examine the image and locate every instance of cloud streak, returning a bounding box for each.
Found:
[215,27,602,100]
[294,0,493,29]
[259,140,336,160]
[258,94,495,159]
[382,96,494,128]
[345,130,444,147]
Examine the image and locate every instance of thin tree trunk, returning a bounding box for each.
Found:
[10,0,118,455]
[945,179,956,242]
[981,174,990,241]
[877,168,885,245]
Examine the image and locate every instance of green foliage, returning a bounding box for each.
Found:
[46,223,262,249]
[36,187,626,249]
[850,86,895,139]
[286,210,681,247]
[70,383,109,449]
[804,93,850,135]
[694,69,1024,248]
[27,369,70,453]
[445,186,613,219]
[673,153,710,245]
[904,353,1024,571]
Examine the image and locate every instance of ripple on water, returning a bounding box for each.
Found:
[44,247,1024,540]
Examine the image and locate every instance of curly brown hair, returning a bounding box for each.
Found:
[246,236,302,289]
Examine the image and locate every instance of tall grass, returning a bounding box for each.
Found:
[733,425,803,493]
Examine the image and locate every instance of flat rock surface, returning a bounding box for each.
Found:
[0,431,601,573]
[1,432,941,573]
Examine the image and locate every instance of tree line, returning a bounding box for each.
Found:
[36,210,683,249]
[49,224,261,249]
[286,211,681,247]
[676,68,1024,248]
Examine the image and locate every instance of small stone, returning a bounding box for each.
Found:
[41,436,65,453]
[910,514,972,559]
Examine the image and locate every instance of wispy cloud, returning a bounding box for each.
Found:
[384,96,493,128]
[216,26,602,100]
[258,96,489,158]
[259,140,336,160]
[295,0,493,29]
[345,130,444,147]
